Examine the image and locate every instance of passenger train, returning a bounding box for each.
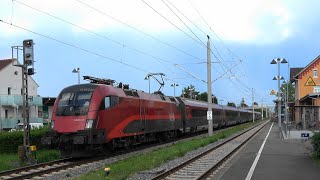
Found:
[42,76,261,157]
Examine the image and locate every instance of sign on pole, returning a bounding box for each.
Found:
[207,111,212,120]
[270,89,276,95]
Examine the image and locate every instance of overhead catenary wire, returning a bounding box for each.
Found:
[188,0,251,91]
[140,0,249,94]
[0,19,149,73]
[5,1,252,101]
[160,0,248,83]
[74,0,205,63]
[140,0,206,49]
[6,1,207,96]
[13,0,180,76]
[74,0,245,92]
[160,0,206,47]
[150,0,250,94]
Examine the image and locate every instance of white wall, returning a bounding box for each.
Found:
[0,60,38,96]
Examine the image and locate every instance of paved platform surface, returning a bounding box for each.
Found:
[212,121,320,180]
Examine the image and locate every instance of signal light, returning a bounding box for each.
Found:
[23,39,34,67]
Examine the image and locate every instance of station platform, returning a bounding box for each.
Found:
[213,121,320,180]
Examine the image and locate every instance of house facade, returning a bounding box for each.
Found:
[292,55,320,129]
[0,59,43,130]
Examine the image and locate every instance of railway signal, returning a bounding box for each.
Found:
[12,39,37,164]
[23,39,35,75]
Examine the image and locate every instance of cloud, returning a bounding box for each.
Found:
[0,0,293,44]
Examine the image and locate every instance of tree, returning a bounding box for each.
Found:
[227,101,236,107]
[240,98,248,107]
[197,92,218,104]
[280,82,295,102]
[181,85,199,99]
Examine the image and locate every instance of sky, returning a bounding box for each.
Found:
[1,0,320,107]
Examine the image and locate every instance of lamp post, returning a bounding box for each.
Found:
[189,87,195,99]
[171,83,179,97]
[271,58,288,138]
[72,67,80,84]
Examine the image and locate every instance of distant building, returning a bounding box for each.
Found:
[292,55,320,129]
[41,97,56,124]
[0,59,43,130]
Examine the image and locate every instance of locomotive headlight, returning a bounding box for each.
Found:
[85,119,94,129]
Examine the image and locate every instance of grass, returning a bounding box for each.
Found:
[0,149,61,172]
[76,121,257,180]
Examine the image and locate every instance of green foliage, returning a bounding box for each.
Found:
[181,85,199,99]
[197,92,218,104]
[0,153,20,172]
[227,102,236,107]
[77,122,254,180]
[36,149,61,163]
[240,98,248,107]
[0,150,60,172]
[281,82,295,102]
[311,132,320,158]
[0,126,50,154]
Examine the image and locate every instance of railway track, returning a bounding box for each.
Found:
[0,157,98,180]
[0,121,264,180]
[152,121,269,180]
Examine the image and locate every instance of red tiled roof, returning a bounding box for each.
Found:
[0,59,13,71]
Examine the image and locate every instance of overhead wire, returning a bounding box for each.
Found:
[0,19,150,73]
[152,0,250,94]
[7,0,212,97]
[160,0,206,46]
[6,1,251,100]
[74,0,205,63]
[187,0,251,92]
[141,0,207,48]
[13,0,190,82]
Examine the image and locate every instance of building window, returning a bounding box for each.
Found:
[314,69,318,77]
[314,86,320,93]
[8,87,11,95]
[5,110,8,119]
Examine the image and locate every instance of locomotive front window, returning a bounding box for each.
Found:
[56,91,93,116]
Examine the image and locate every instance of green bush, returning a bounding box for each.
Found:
[311,132,320,158]
[0,126,50,154]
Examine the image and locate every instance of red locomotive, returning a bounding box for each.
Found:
[42,76,260,157]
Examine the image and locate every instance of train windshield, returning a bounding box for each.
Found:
[56,91,93,116]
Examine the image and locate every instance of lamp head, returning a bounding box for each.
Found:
[270,59,277,64]
[281,58,288,64]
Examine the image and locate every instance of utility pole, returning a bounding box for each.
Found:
[207,35,213,137]
[252,88,255,123]
[261,99,264,120]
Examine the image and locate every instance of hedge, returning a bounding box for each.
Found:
[311,132,320,158]
[0,126,50,154]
